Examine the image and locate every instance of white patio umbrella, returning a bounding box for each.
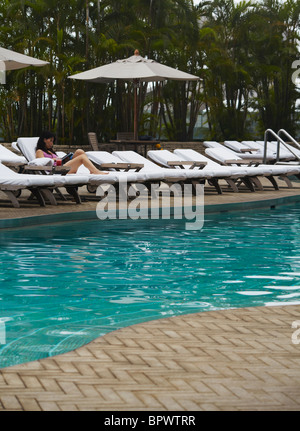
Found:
[0,46,49,71]
[69,50,200,139]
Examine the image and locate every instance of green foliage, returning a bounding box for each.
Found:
[0,0,299,143]
[199,0,300,139]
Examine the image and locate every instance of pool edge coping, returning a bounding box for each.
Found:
[1,193,300,229]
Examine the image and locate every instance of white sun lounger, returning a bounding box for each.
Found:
[112,150,205,184]
[202,141,224,149]
[112,150,225,186]
[86,150,201,197]
[16,137,148,199]
[16,138,140,182]
[83,150,167,197]
[147,149,251,193]
[85,150,163,183]
[242,140,295,161]
[0,144,27,166]
[173,148,263,192]
[112,149,252,194]
[76,155,152,198]
[224,140,259,153]
[0,162,89,207]
[172,148,287,191]
[241,140,277,157]
[16,137,98,203]
[274,142,300,162]
[254,140,296,161]
[16,137,68,165]
[204,140,274,161]
[223,140,277,161]
[148,149,238,175]
[241,140,280,161]
[149,149,264,193]
[205,146,300,189]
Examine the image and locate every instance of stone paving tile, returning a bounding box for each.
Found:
[0,305,300,411]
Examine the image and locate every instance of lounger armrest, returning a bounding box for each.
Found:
[52,166,71,175]
[224,159,247,165]
[23,165,53,172]
[241,159,263,166]
[167,161,207,169]
[225,159,262,166]
[249,160,262,166]
[2,161,26,167]
[240,148,259,153]
[100,162,144,171]
[23,165,70,175]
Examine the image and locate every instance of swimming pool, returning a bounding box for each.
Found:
[1,203,300,368]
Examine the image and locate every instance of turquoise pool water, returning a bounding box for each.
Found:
[1,204,300,368]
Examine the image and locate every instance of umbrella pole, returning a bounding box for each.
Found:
[134,79,139,140]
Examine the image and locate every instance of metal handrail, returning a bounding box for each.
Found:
[263,128,300,164]
[277,129,300,154]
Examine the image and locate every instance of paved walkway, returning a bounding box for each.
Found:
[0,179,300,411]
[1,179,300,224]
[0,305,300,411]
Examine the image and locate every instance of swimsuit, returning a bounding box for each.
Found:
[42,151,58,166]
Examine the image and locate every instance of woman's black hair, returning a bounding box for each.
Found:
[36,131,57,155]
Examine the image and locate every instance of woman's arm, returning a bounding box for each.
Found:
[36,149,45,158]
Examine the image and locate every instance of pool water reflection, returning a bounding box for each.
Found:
[1,205,300,368]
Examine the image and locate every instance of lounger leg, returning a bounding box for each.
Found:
[192,180,205,195]
[119,182,133,201]
[278,175,293,188]
[2,191,21,208]
[29,189,46,207]
[265,176,279,190]
[41,189,57,205]
[250,176,264,191]
[142,181,153,196]
[113,183,121,200]
[55,187,68,200]
[225,179,239,193]
[66,187,81,204]
[209,178,222,194]
[242,177,255,192]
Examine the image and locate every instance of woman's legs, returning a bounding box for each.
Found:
[73,149,85,158]
[65,150,107,174]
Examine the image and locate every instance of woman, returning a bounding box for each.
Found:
[36,131,108,175]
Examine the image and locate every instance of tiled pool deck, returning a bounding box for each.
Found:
[0,181,300,411]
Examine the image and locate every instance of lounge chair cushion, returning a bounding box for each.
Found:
[17,137,39,161]
[113,150,204,181]
[0,144,27,164]
[149,149,244,178]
